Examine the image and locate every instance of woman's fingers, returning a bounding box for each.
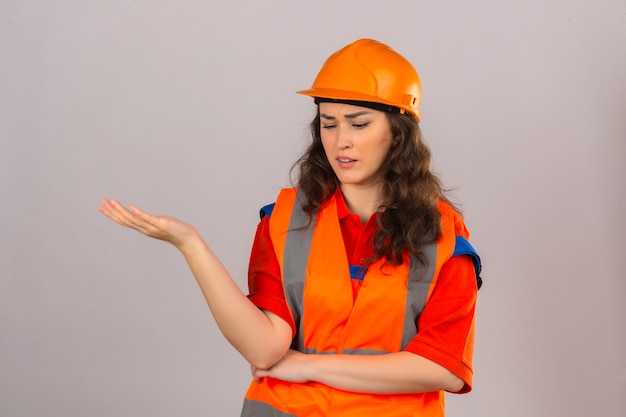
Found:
[127,204,160,230]
[99,199,153,234]
[111,201,148,228]
[251,365,260,382]
[99,199,133,226]
[98,199,127,225]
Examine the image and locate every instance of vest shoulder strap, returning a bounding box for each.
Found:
[259,203,275,220]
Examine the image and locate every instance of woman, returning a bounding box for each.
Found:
[99,39,481,417]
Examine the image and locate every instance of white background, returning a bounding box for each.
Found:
[1,1,625,416]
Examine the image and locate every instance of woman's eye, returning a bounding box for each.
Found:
[322,125,337,130]
[353,122,369,129]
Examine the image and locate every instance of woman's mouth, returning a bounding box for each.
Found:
[336,156,357,168]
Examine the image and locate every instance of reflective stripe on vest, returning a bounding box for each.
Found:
[242,399,298,417]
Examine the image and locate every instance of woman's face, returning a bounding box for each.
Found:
[319,102,393,191]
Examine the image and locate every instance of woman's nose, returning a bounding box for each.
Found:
[335,126,352,149]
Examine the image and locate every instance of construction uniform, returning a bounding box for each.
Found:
[243,188,481,416]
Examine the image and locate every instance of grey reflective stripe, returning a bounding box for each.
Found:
[402,242,438,349]
[282,189,315,351]
[301,348,387,355]
[341,348,389,355]
[241,399,298,417]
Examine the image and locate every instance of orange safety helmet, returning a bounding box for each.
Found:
[297,39,422,121]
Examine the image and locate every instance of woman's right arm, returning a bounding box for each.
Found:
[98,199,292,369]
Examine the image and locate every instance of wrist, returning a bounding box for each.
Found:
[176,227,202,254]
[306,353,323,382]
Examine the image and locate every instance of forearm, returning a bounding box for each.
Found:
[307,351,464,394]
[98,199,290,367]
[179,232,291,368]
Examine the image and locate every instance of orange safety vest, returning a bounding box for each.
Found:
[242,188,479,417]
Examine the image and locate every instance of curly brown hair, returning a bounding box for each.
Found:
[291,109,456,268]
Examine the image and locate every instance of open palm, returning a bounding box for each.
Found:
[98,199,197,249]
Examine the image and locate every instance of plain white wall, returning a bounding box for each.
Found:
[1,1,625,416]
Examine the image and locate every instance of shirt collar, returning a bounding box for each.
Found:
[334,188,352,220]
[333,187,380,227]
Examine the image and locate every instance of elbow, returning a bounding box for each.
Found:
[245,310,293,370]
[248,356,278,371]
[442,374,466,393]
[245,346,289,370]
[420,360,466,393]
[237,327,292,370]
[407,353,467,393]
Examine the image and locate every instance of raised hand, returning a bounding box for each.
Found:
[98,198,293,369]
[98,199,198,250]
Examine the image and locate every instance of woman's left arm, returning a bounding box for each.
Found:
[252,349,464,394]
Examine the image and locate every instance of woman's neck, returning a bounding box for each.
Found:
[340,183,383,224]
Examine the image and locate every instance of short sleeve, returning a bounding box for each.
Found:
[403,254,478,393]
[247,216,296,337]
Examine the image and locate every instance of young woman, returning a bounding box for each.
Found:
[99,38,481,417]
